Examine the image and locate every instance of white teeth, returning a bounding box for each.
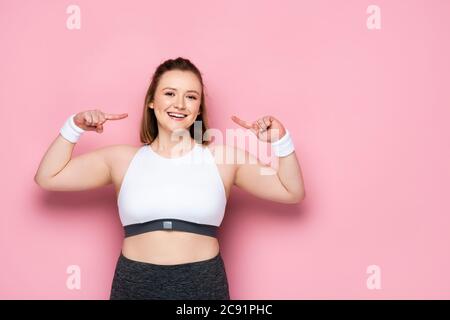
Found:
[168,112,186,118]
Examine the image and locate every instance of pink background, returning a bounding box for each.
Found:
[1,0,449,299]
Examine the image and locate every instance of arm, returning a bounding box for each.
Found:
[34,133,114,192]
[274,151,305,202]
[34,110,128,191]
[233,145,305,204]
[230,114,306,204]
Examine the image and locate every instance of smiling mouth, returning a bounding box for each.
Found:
[167,112,188,120]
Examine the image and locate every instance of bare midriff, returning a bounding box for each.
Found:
[121,230,220,265]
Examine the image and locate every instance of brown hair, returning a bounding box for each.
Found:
[139,57,212,146]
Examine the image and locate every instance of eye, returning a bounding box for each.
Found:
[165,92,197,100]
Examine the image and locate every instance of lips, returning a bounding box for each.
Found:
[167,112,187,121]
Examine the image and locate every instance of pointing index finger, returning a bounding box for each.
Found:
[105,113,128,120]
[231,115,253,129]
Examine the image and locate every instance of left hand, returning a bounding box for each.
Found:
[231,115,287,143]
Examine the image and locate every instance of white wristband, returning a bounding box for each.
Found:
[271,129,295,157]
[60,113,85,143]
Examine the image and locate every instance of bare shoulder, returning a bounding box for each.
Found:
[102,144,142,194]
[205,143,248,166]
[100,144,141,170]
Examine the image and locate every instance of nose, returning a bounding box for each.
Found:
[173,95,187,110]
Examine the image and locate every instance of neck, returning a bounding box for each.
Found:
[152,127,195,155]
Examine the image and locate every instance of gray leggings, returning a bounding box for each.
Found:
[110,252,230,300]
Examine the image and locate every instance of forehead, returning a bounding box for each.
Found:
[158,70,201,92]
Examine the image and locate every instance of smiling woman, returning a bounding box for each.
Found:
[140,60,212,153]
[110,57,232,300]
[34,56,305,300]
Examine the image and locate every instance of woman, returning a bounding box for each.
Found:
[34,57,306,300]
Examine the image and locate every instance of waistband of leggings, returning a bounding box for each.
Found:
[118,251,222,270]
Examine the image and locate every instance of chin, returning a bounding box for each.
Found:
[166,123,191,132]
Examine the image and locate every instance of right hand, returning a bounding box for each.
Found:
[74,109,128,133]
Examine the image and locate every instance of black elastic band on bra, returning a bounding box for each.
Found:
[124,219,219,238]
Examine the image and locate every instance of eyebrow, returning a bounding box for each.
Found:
[162,87,200,95]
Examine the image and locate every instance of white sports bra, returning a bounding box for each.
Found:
[117,142,227,238]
